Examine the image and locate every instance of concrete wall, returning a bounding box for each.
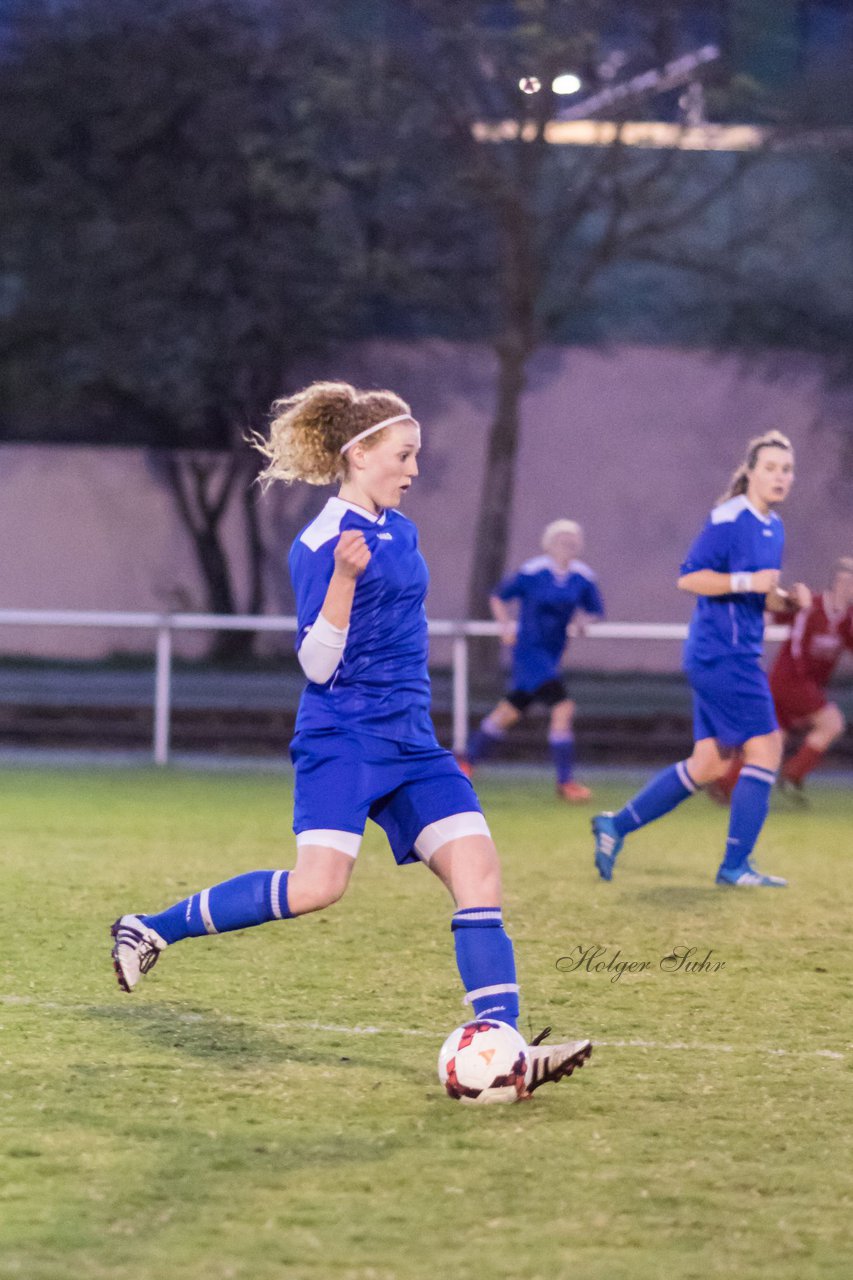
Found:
[1,342,850,669]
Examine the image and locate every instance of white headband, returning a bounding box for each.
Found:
[339,414,419,455]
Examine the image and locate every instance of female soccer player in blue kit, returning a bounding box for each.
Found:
[461,520,604,802]
[592,430,811,887]
[111,381,591,1094]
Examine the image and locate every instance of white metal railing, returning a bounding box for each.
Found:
[0,609,791,764]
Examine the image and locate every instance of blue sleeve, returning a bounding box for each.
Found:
[680,518,732,575]
[289,539,336,651]
[494,572,525,602]
[581,577,605,617]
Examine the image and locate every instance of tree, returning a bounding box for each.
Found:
[332,0,836,618]
[0,0,350,657]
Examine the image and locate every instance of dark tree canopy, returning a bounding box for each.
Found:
[1,0,849,634]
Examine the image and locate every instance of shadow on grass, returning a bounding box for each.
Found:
[630,885,724,909]
[84,1001,423,1080]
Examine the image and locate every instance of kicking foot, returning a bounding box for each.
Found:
[524,1026,592,1094]
[556,780,592,803]
[592,812,623,881]
[715,862,788,888]
[111,915,167,992]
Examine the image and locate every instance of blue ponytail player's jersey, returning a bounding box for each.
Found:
[681,495,785,668]
[496,556,604,692]
[289,496,434,744]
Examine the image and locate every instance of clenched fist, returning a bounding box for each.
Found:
[334,529,372,580]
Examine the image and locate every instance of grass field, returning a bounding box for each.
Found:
[2,764,852,1280]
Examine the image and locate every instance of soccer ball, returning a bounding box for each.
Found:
[438,1020,529,1105]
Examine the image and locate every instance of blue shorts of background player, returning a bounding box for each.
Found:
[592,431,812,889]
[687,656,778,748]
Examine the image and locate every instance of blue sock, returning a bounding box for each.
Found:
[613,761,698,837]
[549,732,575,783]
[465,718,505,765]
[451,907,519,1029]
[722,766,775,870]
[141,870,292,945]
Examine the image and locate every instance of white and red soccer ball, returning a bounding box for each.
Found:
[438,1020,529,1105]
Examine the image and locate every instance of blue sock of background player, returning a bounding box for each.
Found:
[602,759,776,872]
[464,714,505,765]
[720,765,775,870]
[139,873,520,1027]
[548,730,575,783]
[610,760,699,836]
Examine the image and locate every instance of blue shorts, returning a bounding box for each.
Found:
[290,729,486,865]
[686,656,778,748]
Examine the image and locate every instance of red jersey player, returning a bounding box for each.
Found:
[771,556,853,790]
[712,557,853,800]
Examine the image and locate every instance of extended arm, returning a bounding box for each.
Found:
[677,569,811,612]
[677,568,781,597]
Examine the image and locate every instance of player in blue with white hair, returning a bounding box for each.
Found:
[592,430,811,887]
[461,519,604,802]
[110,381,592,1096]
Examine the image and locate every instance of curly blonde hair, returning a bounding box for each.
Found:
[717,430,793,506]
[252,381,412,487]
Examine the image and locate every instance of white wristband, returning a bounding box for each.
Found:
[730,572,754,593]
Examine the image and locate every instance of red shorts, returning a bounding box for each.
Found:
[769,673,827,731]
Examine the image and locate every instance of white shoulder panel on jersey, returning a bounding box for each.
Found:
[299,500,346,552]
[569,559,597,581]
[710,494,751,525]
[519,555,553,575]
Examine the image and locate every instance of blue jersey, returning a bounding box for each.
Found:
[289,497,434,743]
[681,495,785,667]
[496,555,604,692]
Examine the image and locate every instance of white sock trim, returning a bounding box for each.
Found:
[270,870,285,920]
[740,766,776,785]
[676,760,698,793]
[199,888,218,935]
[463,983,520,1006]
[414,812,491,863]
[295,829,362,858]
[453,909,503,924]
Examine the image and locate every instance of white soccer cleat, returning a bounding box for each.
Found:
[110,915,167,992]
[524,1026,593,1094]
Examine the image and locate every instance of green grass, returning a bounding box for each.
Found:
[1,765,852,1280]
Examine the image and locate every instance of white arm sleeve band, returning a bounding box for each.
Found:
[298,613,349,684]
[730,572,754,593]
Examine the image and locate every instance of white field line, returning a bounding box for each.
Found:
[0,995,847,1061]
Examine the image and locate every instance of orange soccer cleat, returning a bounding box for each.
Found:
[556,780,592,803]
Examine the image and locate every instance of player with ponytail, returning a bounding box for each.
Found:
[592,430,812,887]
[110,381,592,1094]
